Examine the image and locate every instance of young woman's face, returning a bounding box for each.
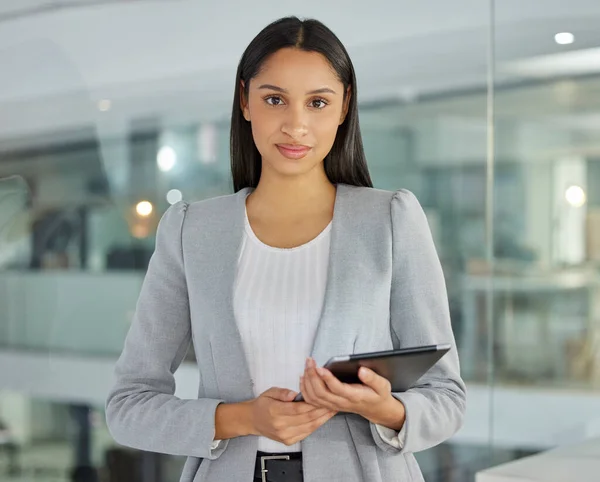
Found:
[241,48,349,179]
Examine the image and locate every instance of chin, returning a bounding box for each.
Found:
[264,153,311,174]
[261,147,325,178]
[272,162,312,177]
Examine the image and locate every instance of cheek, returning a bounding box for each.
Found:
[249,111,278,147]
[312,114,341,149]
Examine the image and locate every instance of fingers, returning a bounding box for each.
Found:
[277,400,326,415]
[302,367,349,411]
[357,367,392,396]
[263,387,298,402]
[270,394,332,422]
[318,367,357,399]
[281,409,336,446]
[270,405,334,444]
[281,404,332,425]
[300,406,335,424]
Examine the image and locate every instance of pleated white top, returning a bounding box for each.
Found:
[233,208,332,453]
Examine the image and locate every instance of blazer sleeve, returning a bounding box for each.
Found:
[370,189,467,454]
[105,201,229,460]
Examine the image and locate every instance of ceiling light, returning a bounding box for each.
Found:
[565,185,586,207]
[157,146,177,172]
[555,32,575,45]
[136,201,153,217]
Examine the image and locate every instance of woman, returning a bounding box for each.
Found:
[106,16,466,482]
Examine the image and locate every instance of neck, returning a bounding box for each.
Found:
[248,166,336,221]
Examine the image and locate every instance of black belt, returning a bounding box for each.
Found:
[253,451,303,482]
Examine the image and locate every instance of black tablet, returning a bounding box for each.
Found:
[293,344,451,402]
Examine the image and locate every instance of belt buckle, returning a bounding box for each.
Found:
[260,455,290,482]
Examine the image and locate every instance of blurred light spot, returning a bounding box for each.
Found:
[136,201,153,217]
[555,32,575,45]
[166,189,183,205]
[565,185,586,207]
[197,124,217,164]
[131,224,151,238]
[98,99,111,112]
[157,146,177,172]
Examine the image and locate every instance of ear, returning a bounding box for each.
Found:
[339,85,351,125]
[240,80,251,122]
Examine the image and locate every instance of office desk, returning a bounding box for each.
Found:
[476,437,600,482]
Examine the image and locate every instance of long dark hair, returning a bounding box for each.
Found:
[230,16,373,192]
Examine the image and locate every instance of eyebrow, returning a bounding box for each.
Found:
[258,84,337,95]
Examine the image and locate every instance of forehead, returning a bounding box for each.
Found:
[253,48,342,90]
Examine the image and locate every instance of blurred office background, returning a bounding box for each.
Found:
[1,0,600,481]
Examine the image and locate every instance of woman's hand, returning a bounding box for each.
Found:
[300,358,406,430]
[249,387,337,446]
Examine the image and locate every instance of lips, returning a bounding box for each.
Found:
[276,144,312,160]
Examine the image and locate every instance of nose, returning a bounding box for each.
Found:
[280,105,308,140]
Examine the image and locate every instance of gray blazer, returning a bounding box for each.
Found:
[106,184,466,482]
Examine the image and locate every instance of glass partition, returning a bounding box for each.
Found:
[4,1,598,481]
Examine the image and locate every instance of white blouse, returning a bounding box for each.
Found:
[212,206,404,453]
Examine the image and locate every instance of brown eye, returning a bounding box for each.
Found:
[310,99,328,109]
[265,96,284,106]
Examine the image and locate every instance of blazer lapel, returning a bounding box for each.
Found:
[199,187,255,400]
[309,184,357,365]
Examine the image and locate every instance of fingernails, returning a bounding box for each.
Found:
[317,367,326,377]
[360,367,370,378]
